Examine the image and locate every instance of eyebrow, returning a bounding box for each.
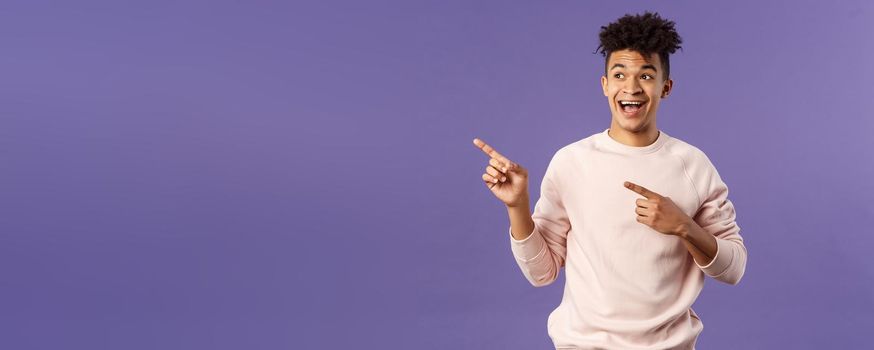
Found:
[610,63,658,72]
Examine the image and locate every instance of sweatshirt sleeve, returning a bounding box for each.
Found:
[508,151,570,287]
[690,153,748,285]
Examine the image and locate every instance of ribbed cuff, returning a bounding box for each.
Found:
[509,226,546,262]
[695,237,733,277]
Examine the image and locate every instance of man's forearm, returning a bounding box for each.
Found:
[677,219,718,266]
[507,194,534,241]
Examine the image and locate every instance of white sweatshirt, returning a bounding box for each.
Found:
[509,128,747,349]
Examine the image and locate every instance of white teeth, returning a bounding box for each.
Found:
[619,101,644,106]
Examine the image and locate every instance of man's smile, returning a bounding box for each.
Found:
[617,100,648,117]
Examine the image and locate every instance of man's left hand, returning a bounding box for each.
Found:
[624,181,691,237]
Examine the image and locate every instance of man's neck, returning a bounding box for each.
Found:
[607,124,660,147]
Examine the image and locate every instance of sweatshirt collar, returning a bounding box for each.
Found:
[598,128,670,155]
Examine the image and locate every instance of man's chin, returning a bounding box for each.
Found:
[614,116,649,133]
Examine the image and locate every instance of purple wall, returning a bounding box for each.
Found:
[2,1,872,349]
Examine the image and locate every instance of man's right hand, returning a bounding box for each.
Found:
[472,138,529,207]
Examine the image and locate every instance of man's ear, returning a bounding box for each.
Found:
[661,78,673,98]
[601,75,608,97]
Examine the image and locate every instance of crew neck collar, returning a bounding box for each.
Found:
[597,127,670,155]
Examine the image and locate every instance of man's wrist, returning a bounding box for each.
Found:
[506,194,530,209]
[676,219,693,240]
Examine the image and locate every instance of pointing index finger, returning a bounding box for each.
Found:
[473,138,513,168]
[623,181,662,199]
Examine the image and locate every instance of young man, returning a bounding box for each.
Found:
[472,12,746,349]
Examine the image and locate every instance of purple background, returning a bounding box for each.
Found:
[2,1,872,349]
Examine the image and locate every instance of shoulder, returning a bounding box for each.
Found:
[662,134,717,173]
[662,134,732,204]
[540,132,599,181]
[552,131,601,162]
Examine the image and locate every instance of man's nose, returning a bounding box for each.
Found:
[622,79,643,95]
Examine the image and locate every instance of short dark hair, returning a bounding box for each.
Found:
[595,11,683,80]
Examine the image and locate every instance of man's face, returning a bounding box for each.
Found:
[600,49,673,133]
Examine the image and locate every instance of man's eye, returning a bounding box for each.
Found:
[641,74,652,80]
[614,73,624,79]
